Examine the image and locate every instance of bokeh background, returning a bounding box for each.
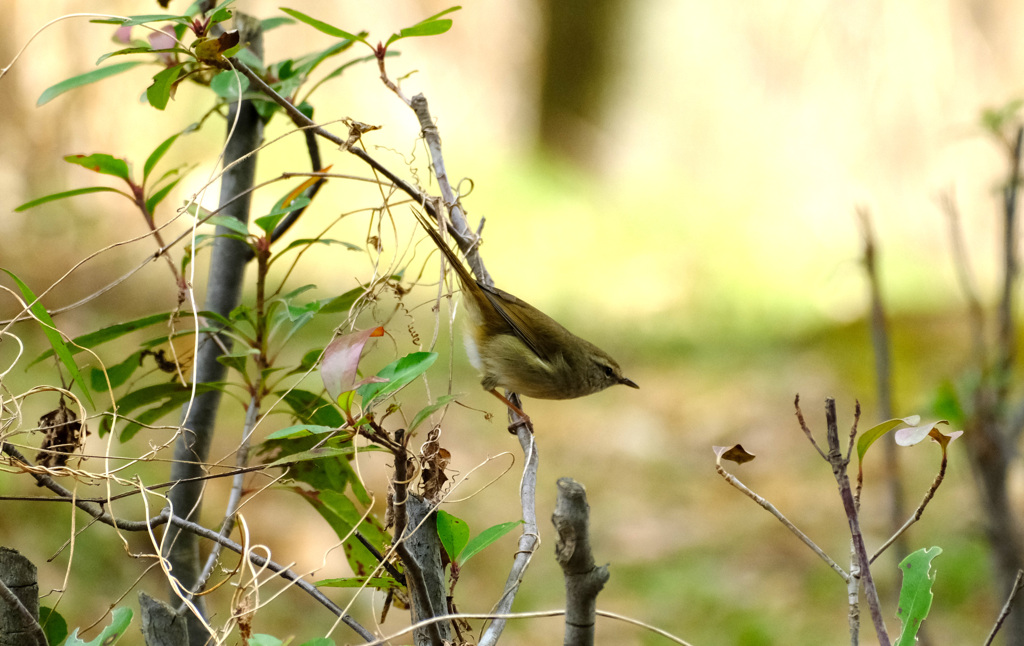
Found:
[3,1,1024,644]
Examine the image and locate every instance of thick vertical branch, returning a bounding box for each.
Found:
[552,478,608,646]
[963,124,1024,646]
[997,126,1023,384]
[163,17,263,642]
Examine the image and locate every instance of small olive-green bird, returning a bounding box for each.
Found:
[414,211,638,417]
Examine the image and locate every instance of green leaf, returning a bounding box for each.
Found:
[145,177,182,214]
[289,37,364,81]
[894,547,942,646]
[320,285,369,314]
[316,53,385,87]
[14,186,126,212]
[278,389,344,427]
[65,606,133,646]
[39,606,69,646]
[264,445,361,467]
[258,435,349,490]
[458,520,521,566]
[96,46,153,64]
[144,133,181,183]
[357,351,437,409]
[103,14,187,27]
[856,416,921,463]
[311,490,391,576]
[217,347,258,374]
[38,61,145,106]
[264,424,337,440]
[64,153,131,181]
[97,46,187,65]
[247,635,283,646]
[210,69,250,100]
[206,214,251,236]
[89,351,144,392]
[234,46,265,73]
[298,639,336,646]
[100,382,221,438]
[209,5,233,24]
[30,311,187,366]
[254,197,310,234]
[281,238,361,254]
[293,349,321,374]
[279,8,366,42]
[409,394,460,432]
[435,509,470,563]
[2,269,94,408]
[261,16,295,31]
[418,6,463,24]
[316,576,401,591]
[385,6,461,47]
[147,64,185,110]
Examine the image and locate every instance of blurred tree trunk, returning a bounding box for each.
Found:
[536,0,624,166]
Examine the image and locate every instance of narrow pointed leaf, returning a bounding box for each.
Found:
[15,186,126,212]
[279,8,365,42]
[261,16,295,31]
[89,351,144,391]
[206,214,251,236]
[30,311,195,365]
[2,270,93,408]
[264,445,360,467]
[409,394,461,432]
[254,196,310,234]
[264,424,337,440]
[857,415,921,462]
[101,14,185,27]
[144,177,181,213]
[316,576,401,591]
[144,133,180,182]
[458,520,522,566]
[38,62,145,106]
[385,7,461,47]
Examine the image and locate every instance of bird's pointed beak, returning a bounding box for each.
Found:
[619,376,639,389]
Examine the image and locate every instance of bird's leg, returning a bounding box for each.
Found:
[488,389,533,433]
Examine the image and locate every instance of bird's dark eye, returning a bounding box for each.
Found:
[602,365,615,378]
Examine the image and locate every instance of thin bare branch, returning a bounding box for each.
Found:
[794,395,827,459]
[985,569,1024,646]
[716,460,848,580]
[870,448,948,563]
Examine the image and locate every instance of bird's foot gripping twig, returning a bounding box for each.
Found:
[488,389,534,434]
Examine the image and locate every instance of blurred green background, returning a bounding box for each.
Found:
[2,1,1023,644]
